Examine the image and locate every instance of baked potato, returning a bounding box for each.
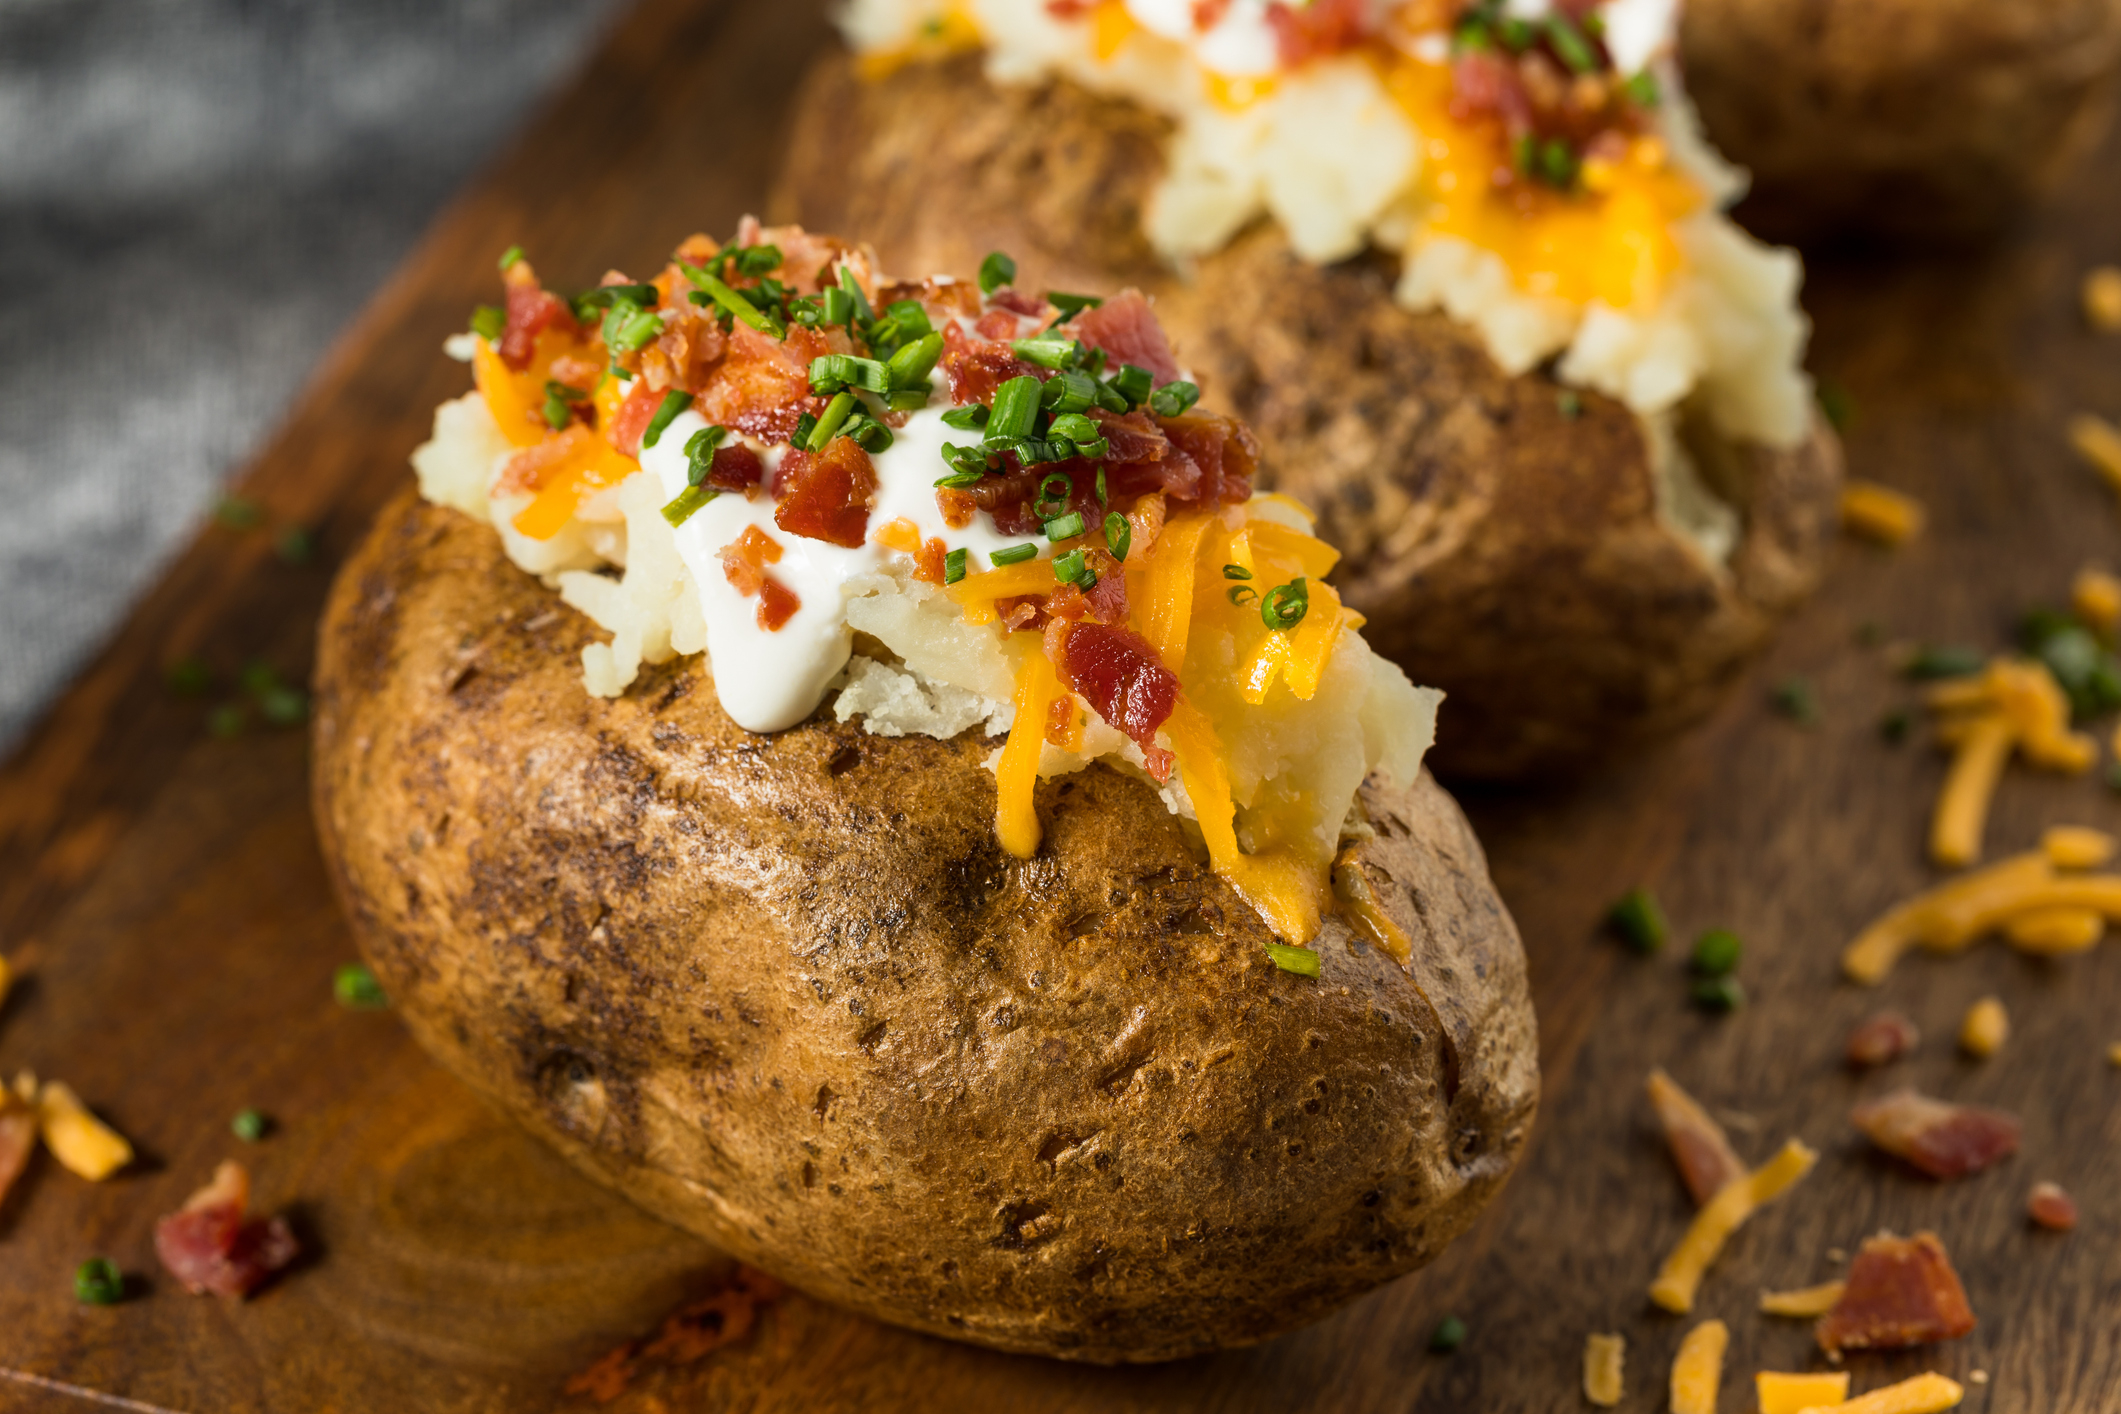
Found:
[311,229,1538,1360]
[1683,0,2121,242]
[775,49,1843,778]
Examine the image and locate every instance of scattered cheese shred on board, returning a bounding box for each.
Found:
[1841,839,2121,982]
[2087,266,2121,331]
[1650,1139,1818,1313]
[2002,905,2104,954]
[0,1089,35,1210]
[1958,996,2009,1057]
[2043,824,2116,868]
[1813,1373,1964,1414]
[2108,1041,2121,1067]
[1668,1319,1727,1414]
[1760,1281,1847,1317]
[1929,715,2012,867]
[2074,565,2121,630]
[1582,1332,1624,1407]
[1840,481,1924,545]
[1757,1371,1850,1414]
[2073,412,2121,488]
[1645,1069,1746,1207]
[34,1079,133,1181]
[0,953,12,1010]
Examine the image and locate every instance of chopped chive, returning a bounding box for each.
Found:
[231,1108,270,1143]
[1047,292,1103,322]
[334,962,388,1010]
[683,425,730,486]
[1012,336,1079,370]
[809,354,889,395]
[1148,380,1200,418]
[215,496,263,531]
[1045,510,1087,542]
[1690,974,1745,1013]
[274,526,314,565]
[1606,888,1667,954]
[978,251,1017,295]
[1690,929,1742,977]
[941,404,989,431]
[1498,16,1533,50]
[259,686,309,727]
[844,414,894,454]
[207,703,245,739]
[1556,390,1582,419]
[240,661,281,696]
[1770,676,1819,726]
[1036,472,1073,513]
[1265,943,1320,978]
[1262,578,1309,631]
[661,485,718,528]
[469,304,504,341]
[1104,511,1131,561]
[1223,564,1253,581]
[1227,585,1258,606]
[74,1259,123,1306]
[820,285,855,326]
[934,468,987,489]
[1623,69,1661,108]
[1901,645,1985,680]
[1538,138,1577,188]
[543,380,585,430]
[1040,368,1098,416]
[1047,411,1101,447]
[807,391,856,452]
[1111,364,1154,409]
[641,390,694,450]
[835,265,873,324]
[609,308,663,353]
[991,543,1038,567]
[1095,466,1108,505]
[885,331,945,390]
[166,656,212,697]
[943,548,968,585]
[1546,12,1596,72]
[682,264,784,336]
[1053,547,1092,586]
[733,243,782,276]
[498,244,524,272]
[986,376,1042,442]
[1429,1316,1467,1354]
[886,388,932,412]
[1879,709,1912,744]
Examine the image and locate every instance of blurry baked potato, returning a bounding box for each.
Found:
[772,53,1843,779]
[1683,0,2121,241]
[312,489,1539,1363]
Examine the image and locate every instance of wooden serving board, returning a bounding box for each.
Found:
[2,0,2118,1408]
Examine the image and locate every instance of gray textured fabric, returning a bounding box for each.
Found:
[0,0,625,752]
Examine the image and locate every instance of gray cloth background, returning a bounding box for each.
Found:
[0,0,625,752]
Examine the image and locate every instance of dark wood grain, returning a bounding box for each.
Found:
[2,0,2119,1407]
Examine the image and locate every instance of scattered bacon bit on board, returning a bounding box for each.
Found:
[2028,1181,2079,1231]
[1645,1069,1746,1207]
[1846,1011,1921,1068]
[774,437,877,548]
[1815,1231,1975,1355]
[564,1266,784,1404]
[153,1160,299,1299]
[1851,1089,2021,1180]
[1050,621,1181,781]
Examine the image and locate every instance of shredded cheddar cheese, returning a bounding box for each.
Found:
[0,953,11,1010]
[1757,1371,1850,1414]
[2001,905,2104,955]
[2107,1040,2121,1066]
[1650,1139,1818,1313]
[34,1079,134,1181]
[1816,1373,1964,1414]
[1582,1332,1625,1407]
[2043,824,2116,869]
[1759,1280,1846,1317]
[2087,266,2121,332]
[1839,481,1924,546]
[2071,412,2121,491]
[1922,660,2096,868]
[1958,996,2009,1058]
[2072,566,2121,634]
[1668,1320,1727,1414]
[1332,846,1413,965]
[1929,715,2012,867]
[996,649,1061,859]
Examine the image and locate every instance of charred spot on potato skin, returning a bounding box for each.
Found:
[994,1200,1057,1250]
[812,1084,836,1122]
[534,1049,612,1140]
[826,744,862,777]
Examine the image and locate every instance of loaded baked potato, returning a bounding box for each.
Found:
[312,226,1538,1360]
[774,1,1845,779]
[1683,0,2121,241]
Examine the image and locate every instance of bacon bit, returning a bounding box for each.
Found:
[997,596,1045,633]
[1644,1069,1747,1207]
[0,1090,34,1211]
[1045,583,1092,624]
[1847,1011,1921,1068]
[153,1160,300,1299]
[1816,1231,1975,1355]
[1073,289,1182,385]
[1127,491,1167,557]
[936,487,977,529]
[1265,0,1370,67]
[1192,0,1232,31]
[913,537,949,586]
[940,322,1040,406]
[774,437,877,548]
[1045,692,1083,750]
[755,577,800,632]
[1159,412,1259,507]
[1050,620,1181,781]
[496,425,596,497]
[2028,1181,2078,1231]
[719,525,784,597]
[704,443,764,493]
[1851,1089,2020,1180]
[697,323,832,443]
[565,1266,784,1404]
[1084,548,1130,623]
[989,287,1049,319]
[499,267,576,371]
[604,378,664,458]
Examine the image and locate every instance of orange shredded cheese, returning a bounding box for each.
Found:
[34,1079,134,1181]
[1757,1371,1850,1414]
[995,649,1063,859]
[2044,824,2116,868]
[1759,1281,1846,1317]
[1958,996,2009,1058]
[1839,481,1924,546]
[2002,905,2104,955]
[1922,661,2096,868]
[2107,1041,2121,1067]
[472,337,549,449]
[1668,1320,1727,1414]
[1650,1139,1819,1313]
[1582,1332,1625,1407]
[2072,566,2121,634]
[872,516,924,554]
[1815,1373,1964,1414]
[2086,266,2121,333]
[1842,850,2049,981]
[1332,847,1413,965]
[856,4,981,79]
[511,432,640,541]
[1165,701,1323,942]
[0,953,11,1010]
[1929,715,2013,867]
[2071,413,2121,490]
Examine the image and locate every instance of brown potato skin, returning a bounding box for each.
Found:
[771,53,1842,779]
[1683,0,2121,242]
[311,490,1539,1363]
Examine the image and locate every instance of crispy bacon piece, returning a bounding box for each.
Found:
[755,577,800,632]
[2028,1181,2079,1231]
[718,525,783,596]
[1815,1232,1975,1355]
[1851,1089,2021,1180]
[913,536,948,586]
[565,1266,784,1404]
[935,487,977,529]
[696,323,832,443]
[704,443,764,493]
[496,425,595,497]
[153,1161,299,1299]
[774,437,877,548]
[1084,548,1130,624]
[1846,1011,1921,1068]
[499,270,576,370]
[606,378,665,458]
[989,288,1049,319]
[1645,1069,1747,1207]
[940,322,1040,405]
[1266,0,1371,67]
[1049,620,1180,781]
[976,307,1027,341]
[1160,411,1259,507]
[1073,290,1182,385]
[0,1095,35,1211]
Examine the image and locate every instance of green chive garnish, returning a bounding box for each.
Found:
[985,376,1042,443]
[1047,411,1103,453]
[641,390,694,450]
[991,544,1038,567]
[1265,944,1320,978]
[661,485,718,528]
[1148,380,1200,418]
[807,391,856,452]
[166,656,212,697]
[810,354,889,395]
[1111,364,1153,409]
[470,304,504,342]
[1053,548,1091,585]
[886,331,945,390]
[274,526,315,565]
[1606,888,1667,954]
[1429,1316,1467,1354]
[1901,645,1985,680]
[207,703,245,739]
[1261,578,1309,631]
[1690,975,1745,1013]
[1047,292,1103,322]
[543,380,585,430]
[682,264,784,337]
[1040,368,1098,415]
[934,469,986,489]
[259,686,308,728]
[1227,585,1258,607]
[1556,390,1582,419]
[941,405,989,431]
[1546,13,1596,72]
[1044,511,1087,543]
[734,243,782,276]
[1223,564,1253,581]
[1624,70,1661,108]
[979,251,1017,295]
[683,425,730,485]
[1879,709,1912,744]
[609,308,663,353]
[1770,676,1819,726]
[1104,511,1131,561]
[74,1259,124,1306]
[334,962,388,1010]
[1011,336,1079,370]
[498,244,524,272]
[232,1108,270,1143]
[943,548,968,585]
[1690,929,1742,977]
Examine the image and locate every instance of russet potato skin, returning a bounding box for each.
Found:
[1683,0,2121,242]
[312,491,1539,1362]
[770,53,1843,779]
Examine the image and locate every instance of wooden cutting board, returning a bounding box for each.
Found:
[2,0,2117,1408]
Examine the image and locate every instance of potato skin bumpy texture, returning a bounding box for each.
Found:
[311,491,1539,1362]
